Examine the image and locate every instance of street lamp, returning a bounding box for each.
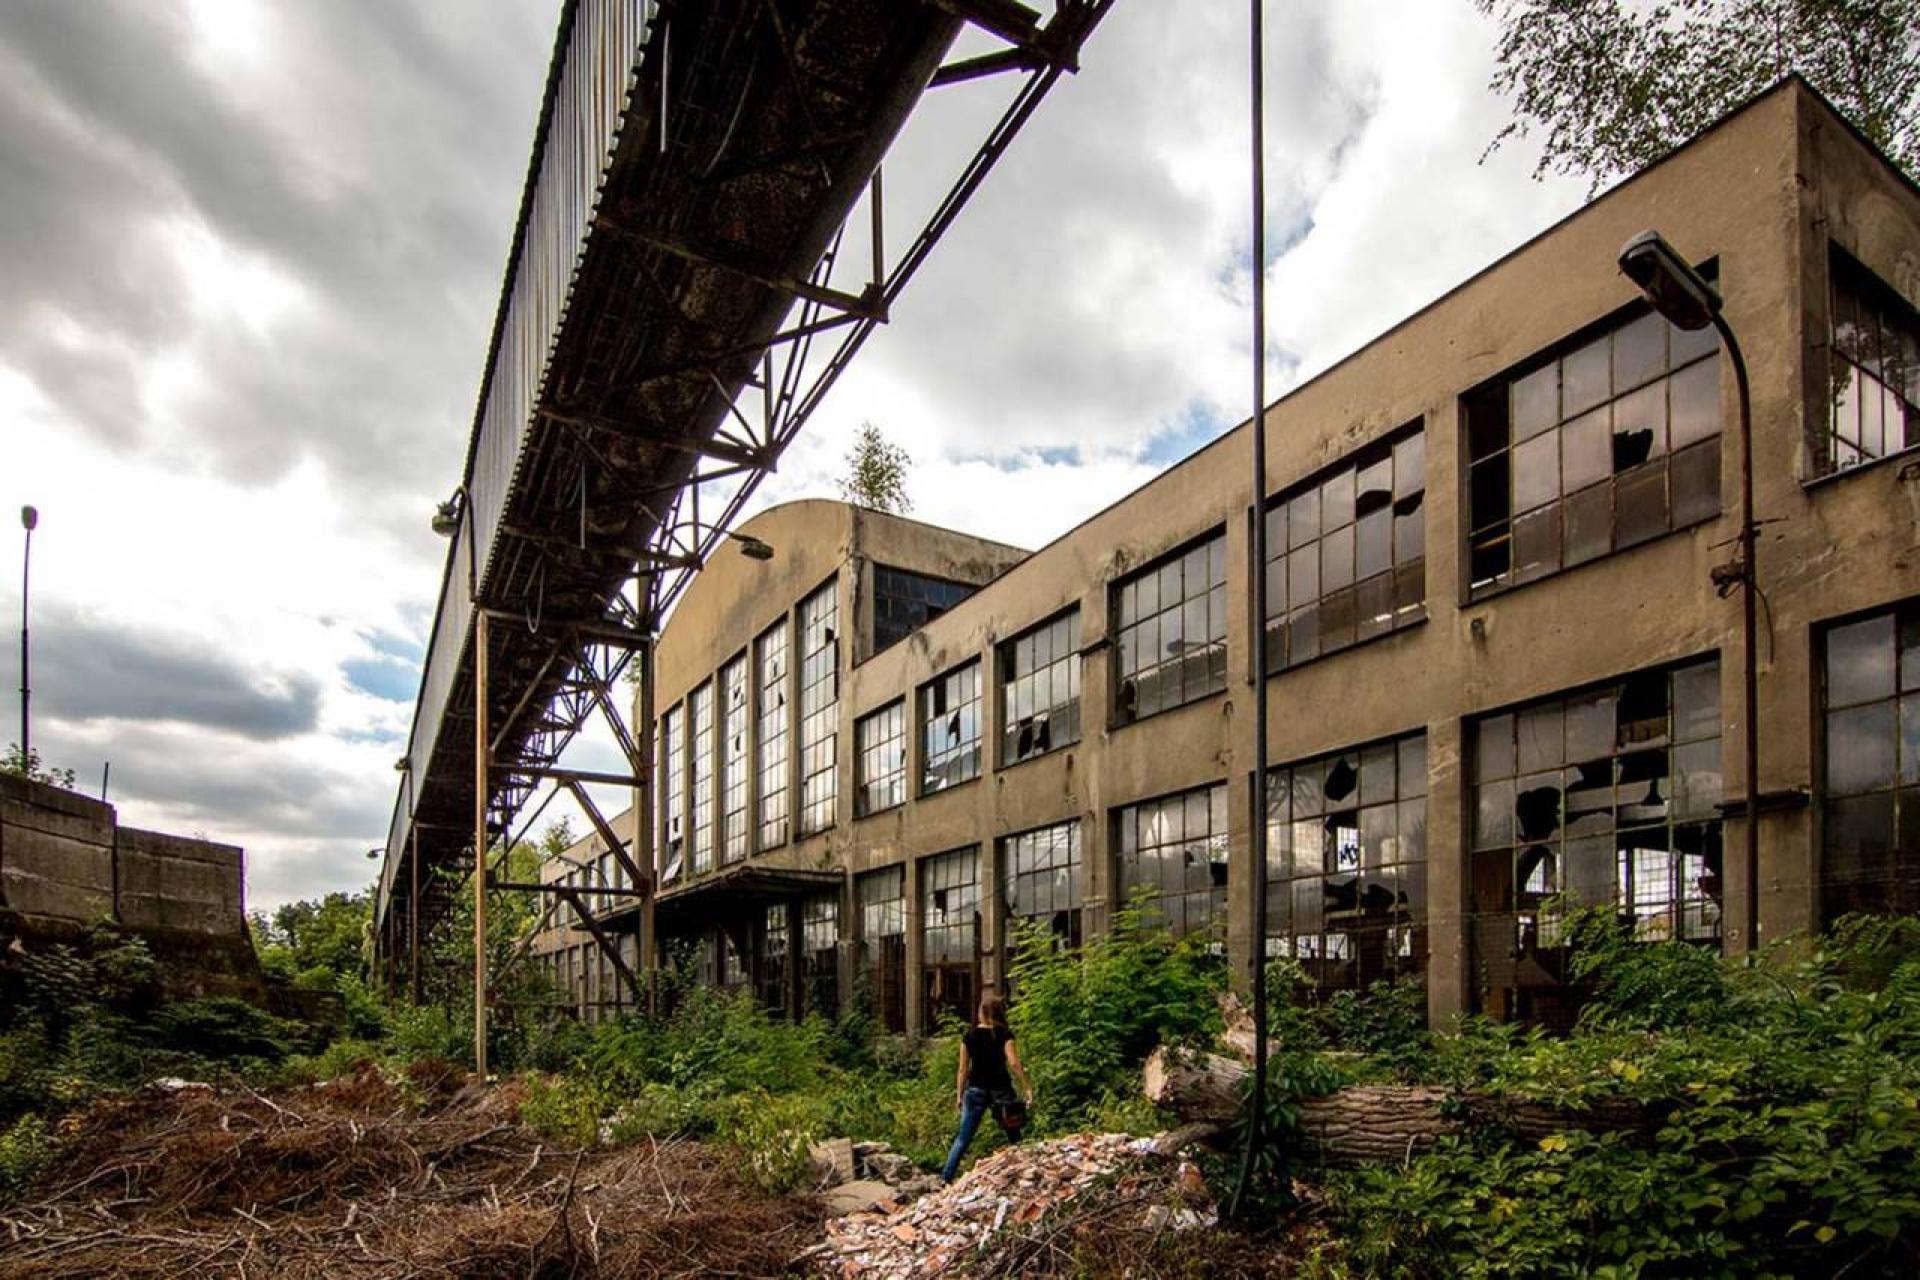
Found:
[433,483,490,1074]
[727,532,775,561]
[19,505,36,766]
[1618,230,1761,951]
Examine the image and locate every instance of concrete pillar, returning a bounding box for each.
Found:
[1079,585,1115,941]
[1424,716,1470,1025]
[904,853,925,1039]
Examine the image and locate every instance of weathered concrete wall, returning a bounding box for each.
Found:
[0,773,247,938]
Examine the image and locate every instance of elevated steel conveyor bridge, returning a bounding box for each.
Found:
[371,0,1112,1020]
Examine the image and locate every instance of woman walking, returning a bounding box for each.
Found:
[941,992,1034,1184]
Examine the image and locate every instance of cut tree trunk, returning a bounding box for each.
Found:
[1142,1046,1644,1167]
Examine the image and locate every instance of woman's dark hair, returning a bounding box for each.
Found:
[978,992,1008,1029]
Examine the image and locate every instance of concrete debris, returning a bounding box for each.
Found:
[809,1136,939,1206]
[809,1132,1163,1277]
[810,1136,857,1186]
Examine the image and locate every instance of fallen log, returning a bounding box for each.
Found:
[1142,1046,1644,1166]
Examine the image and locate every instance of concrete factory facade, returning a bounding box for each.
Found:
[532,78,1920,1033]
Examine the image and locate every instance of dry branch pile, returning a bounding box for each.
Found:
[0,1064,821,1279]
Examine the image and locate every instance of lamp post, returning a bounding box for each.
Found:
[19,505,36,767]
[1618,231,1760,950]
[433,485,490,1074]
[1228,0,1273,1220]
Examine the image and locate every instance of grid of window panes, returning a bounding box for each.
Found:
[1002,821,1083,947]
[719,655,748,864]
[855,700,907,816]
[757,907,787,1012]
[858,865,907,1033]
[688,681,715,875]
[1471,659,1724,944]
[1263,429,1426,672]
[756,620,791,849]
[1001,610,1081,765]
[660,704,685,883]
[874,565,976,652]
[1263,734,1428,989]
[802,893,840,1017]
[1820,604,1920,918]
[1465,307,1721,598]
[922,847,981,965]
[797,582,840,835]
[1115,784,1229,939]
[1824,248,1920,476]
[1115,533,1227,723]
[920,661,982,794]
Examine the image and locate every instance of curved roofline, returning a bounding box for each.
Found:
[739,497,1032,558]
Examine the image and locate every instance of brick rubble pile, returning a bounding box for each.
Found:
[810,1132,1161,1278]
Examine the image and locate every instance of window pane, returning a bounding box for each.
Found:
[1355,507,1393,580]
[1613,311,1668,391]
[1671,438,1720,527]
[1513,430,1559,513]
[1513,502,1562,584]
[1512,364,1559,439]
[1563,335,1612,417]
[1562,405,1611,492]
[1828,614,1896,708]
[1611,383,1666,469]
[1669,357,1720,448]
[1321,522,1355,592]
[1829,702,1897,796]
[1564,482,1611,567]
[1614,461,1668,548]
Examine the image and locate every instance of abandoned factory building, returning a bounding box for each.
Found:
[530,78,1920,1032]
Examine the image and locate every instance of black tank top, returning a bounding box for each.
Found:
[963,1025,1014,1092]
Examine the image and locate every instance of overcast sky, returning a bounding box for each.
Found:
[0,1,1586,913]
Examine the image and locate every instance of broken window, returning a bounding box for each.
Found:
[1821,246,1920,477]
[1264,732,1428,991]
[1264,424,1425,671]
[921,847,981,1029]
[857,866,907,1033]
[1820,603,1920,919]
[802,893,840,1018]
[1114,531,1227,723]
[873,565,976,652]
[1001,820,1083,959]
[1115,783,1229,941]
[920,659,982,795]
[756,619,791,850]
[689,680,716,876]
[1000,609,1082,767]
[659,703,684,884]
[797,581,839,836]
[855,699,907,816]
[758,905,789,1015]
[1465,303,1721,599]
[719,654,749,864]
[1468,658,1724,1021]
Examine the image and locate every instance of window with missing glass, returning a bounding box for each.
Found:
[756,619,791,850]
[1263,427,1425,671]
[1823,247,1920,477]
[1471,659,1724,966]
[920,660,982,795]
[802,893,840,1017]
[1465,306,1721,598]
[873,565,976,652]
[1002,820,1083,949]
[1264,734,1428,990]
[758,904,788,1014]
[659,703,684,883]
[719,655,748,864]
[1115,532,1227,723]
[1820,604,1920,919]
[1001,610,1081,766]
[922,846,981,1028]
[855,700,907,817]
[797,582,839,836]
[858,866,907,1033]
[689,680,715,875]
[1115,783,1229,939]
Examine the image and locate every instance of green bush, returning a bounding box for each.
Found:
[0,1112,52,1203]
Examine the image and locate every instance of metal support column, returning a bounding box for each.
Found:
[474,608,491,1076]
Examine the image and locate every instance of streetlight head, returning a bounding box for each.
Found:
[366,847,382,861]
[393,755,412,773]
[733,534,774,562]
[430,496,463,538]
[1618,231,1721,331]
[20,506,37,531]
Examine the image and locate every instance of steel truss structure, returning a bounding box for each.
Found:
[372,0,1112,1037]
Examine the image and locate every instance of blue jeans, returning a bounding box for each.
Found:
[942,1087,991,1183]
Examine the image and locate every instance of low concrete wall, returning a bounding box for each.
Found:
[0,773,247,938]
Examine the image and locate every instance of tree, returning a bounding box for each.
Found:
[251,891,373,986]
[1,743,75,790]
[837,422,913,513]
[1477,0,1920,192]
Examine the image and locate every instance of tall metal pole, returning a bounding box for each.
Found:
[1229,0,1273,1218]
[1712,314,1761,950]
[474,605,490,1075]
[19,505,36,764]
